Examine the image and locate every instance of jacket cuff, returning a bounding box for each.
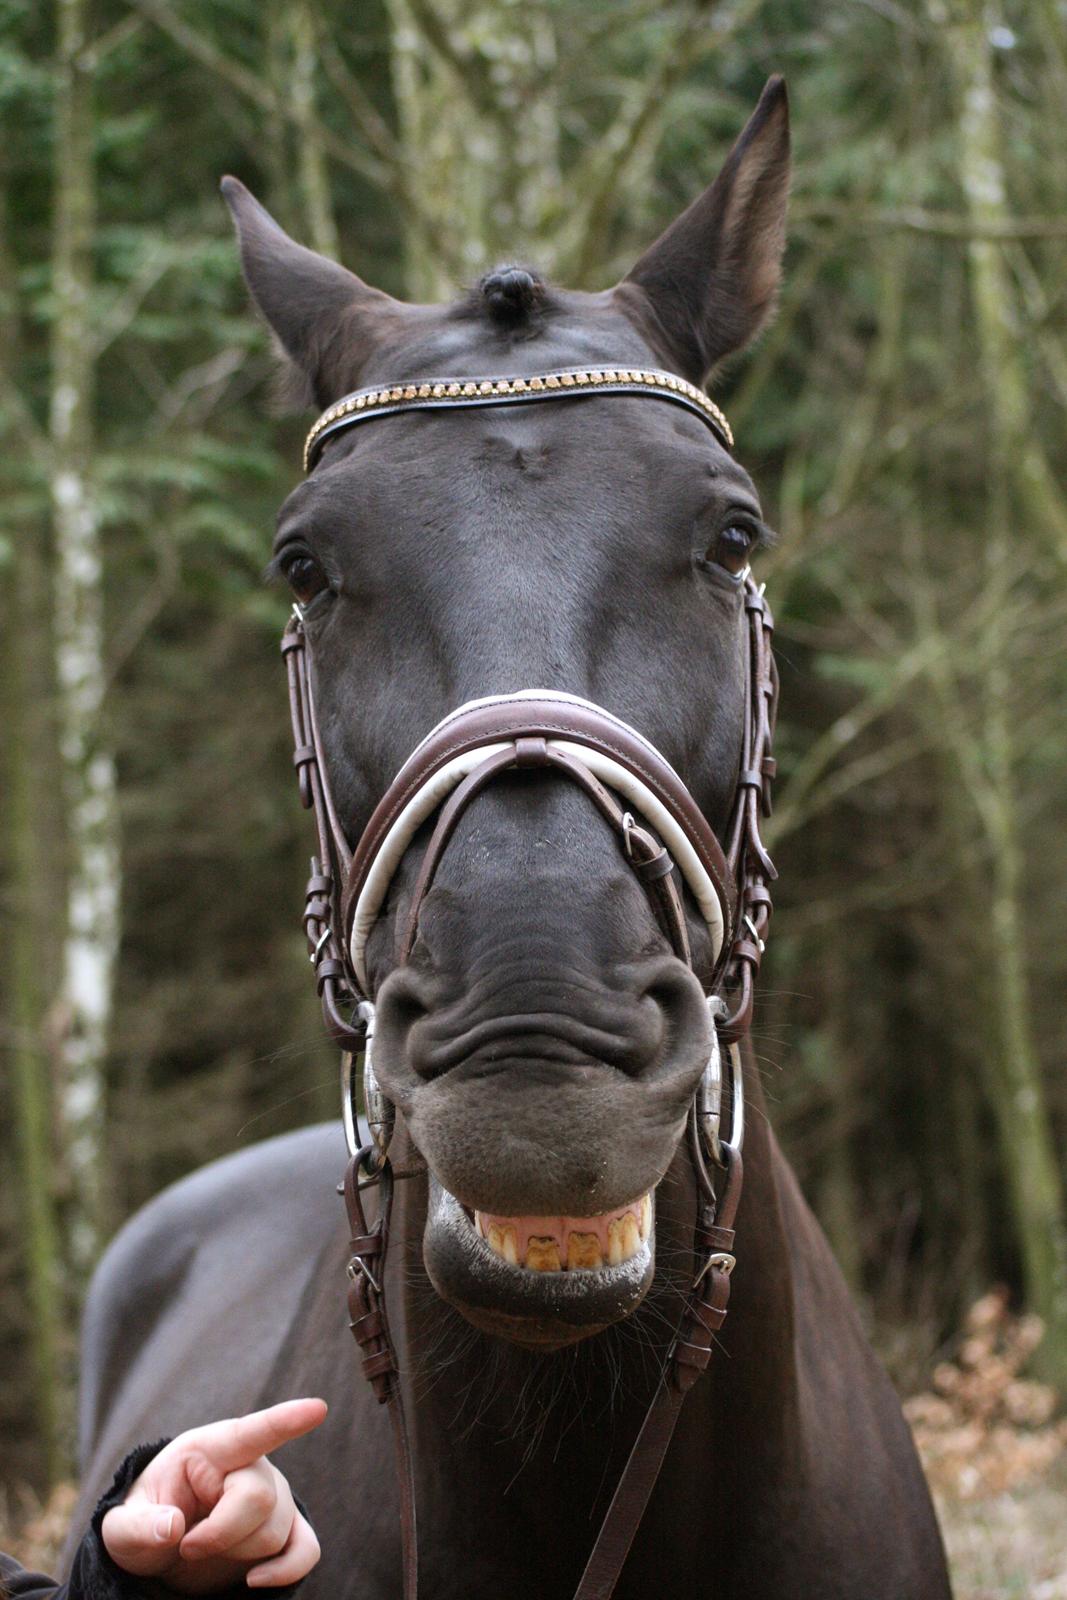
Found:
[67,1441,170,1600]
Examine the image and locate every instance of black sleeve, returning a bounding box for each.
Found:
[3,1441,314,1600]
[1,1551,69,1600]
[1,1442,167,1600]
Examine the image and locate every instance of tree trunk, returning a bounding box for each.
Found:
[386,0,560,299]
[928,0,1067,1388]
[935,0,1067,557]
[977,535,1067,1387]
[290,2,340,260]
[51,0,120,1274]
[2,533,69,1484]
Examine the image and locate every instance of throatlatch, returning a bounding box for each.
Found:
[282,367,778,1600]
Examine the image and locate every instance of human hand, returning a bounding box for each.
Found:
[100,1397,327,1592]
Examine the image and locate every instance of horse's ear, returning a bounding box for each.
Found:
[615,77,790,382]
[220,176,401,407]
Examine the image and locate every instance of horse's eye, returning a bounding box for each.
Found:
[282,552,329,605]
[710,524,754,576]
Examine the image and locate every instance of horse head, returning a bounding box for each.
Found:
[224,78,789,1350]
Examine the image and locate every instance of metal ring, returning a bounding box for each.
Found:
[696,995,729,1167]
[359,1002,396,1163]
[725,1041,745,1153]
[341,1002,382,1159]
[341,1049,361,1159]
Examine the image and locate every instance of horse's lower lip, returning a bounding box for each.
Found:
[423,1177,656,1344]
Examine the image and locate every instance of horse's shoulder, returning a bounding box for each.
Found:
[88,1121,343,1306]
[78,1122,346,1464]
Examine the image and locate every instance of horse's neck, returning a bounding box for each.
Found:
[390,1065,804,1590]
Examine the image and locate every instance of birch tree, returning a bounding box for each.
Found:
[51,0,119,1271]
[386,0,562,297]
[1,421,67,1485]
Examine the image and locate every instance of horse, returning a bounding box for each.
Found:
[68,79,952,1598]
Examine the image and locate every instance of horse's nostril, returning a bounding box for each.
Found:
[392,988,430,1033]
[638,962,711,1077]
[378,972,431,1034]
[373,971,434,1084]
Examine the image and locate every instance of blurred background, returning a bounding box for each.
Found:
[1,0,1065,1592]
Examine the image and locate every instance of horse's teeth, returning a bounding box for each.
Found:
[487,1223,518,1264]
[566,1231,603,1271]
[620,1214,641,1259]
[607,1217,626,1266]
[525,1236,562,1272]
[475,1195,651,1270]
[606,1210,642,1264]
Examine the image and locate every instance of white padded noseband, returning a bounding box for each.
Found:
[349,690,727,993]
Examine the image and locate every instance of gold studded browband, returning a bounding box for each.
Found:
[303,365,733,472]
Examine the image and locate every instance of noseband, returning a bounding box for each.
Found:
[281,366,778,1600]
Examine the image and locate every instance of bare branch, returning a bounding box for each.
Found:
[127,0,388,187]
[315,33,409,173]
[90,242,173,358]
[793,197,1067,241]
[769,732,928,846]
[129,0,457,278]
[149,345,250,433]
[561,0,766,285]
[400,0,500,122]
[83,13,144,67]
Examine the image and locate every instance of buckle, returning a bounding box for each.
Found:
[692,1249,736,1289]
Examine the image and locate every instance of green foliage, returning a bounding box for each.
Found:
[1,0,1066,1488]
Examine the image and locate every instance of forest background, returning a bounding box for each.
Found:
[1,0,1066,1589]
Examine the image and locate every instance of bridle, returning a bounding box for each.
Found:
[281,363,778,1599]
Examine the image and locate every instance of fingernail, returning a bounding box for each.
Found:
[154,1511,175,1542]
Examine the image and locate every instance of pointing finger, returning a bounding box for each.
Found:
[186,1399,327,1476]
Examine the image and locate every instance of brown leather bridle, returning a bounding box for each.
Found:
[281,366,778,1600]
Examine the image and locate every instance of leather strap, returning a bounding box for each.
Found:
[279,376,778,1598]
[341,692,735,970]
[344,1150,418,1600]
[284,588,776,1038]
[396,739,690,970]
[572,1386,687,1600]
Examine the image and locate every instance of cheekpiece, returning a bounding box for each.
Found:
[304,366,734,472]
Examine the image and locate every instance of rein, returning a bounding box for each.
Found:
[281,367,778,1599]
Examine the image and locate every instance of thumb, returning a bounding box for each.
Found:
[101,1502,187,1577]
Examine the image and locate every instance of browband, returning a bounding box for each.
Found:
[304,365,734,472]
